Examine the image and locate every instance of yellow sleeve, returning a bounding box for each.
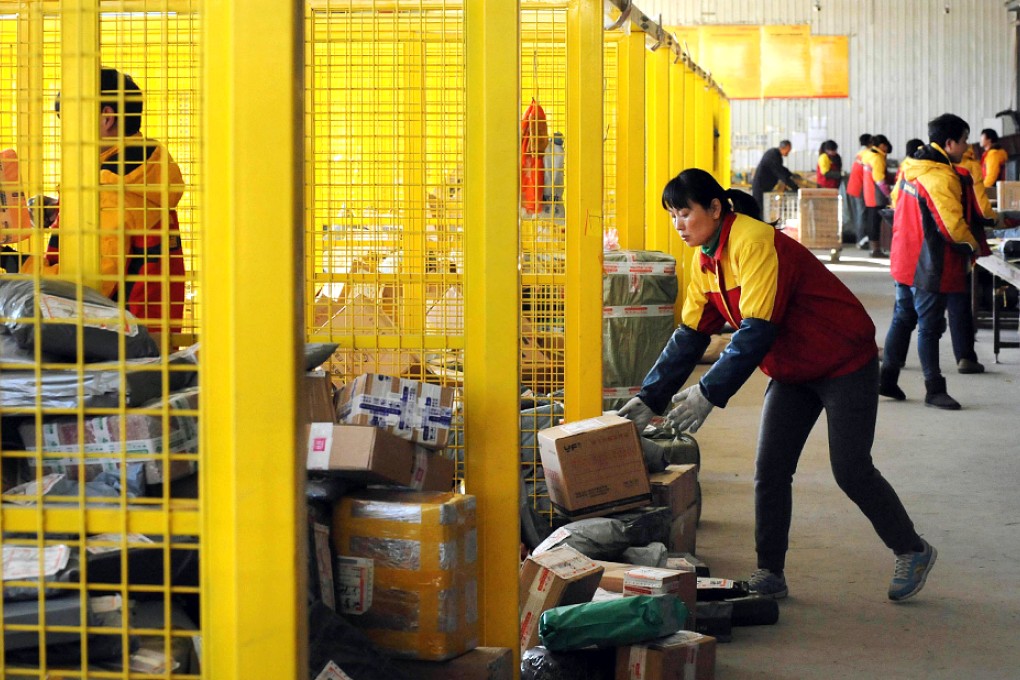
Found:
[871,154,887,182]
[732,239,779,322]
[680,264,726,335]
[919,172,979,250]
[983,150,1005,189]
[818,154,831,175]
[98,189,130,298]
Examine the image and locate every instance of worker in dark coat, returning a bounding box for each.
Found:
[751,140,800,217]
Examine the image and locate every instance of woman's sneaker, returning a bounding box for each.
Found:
[748,568,788,599]
[888,539,937,602]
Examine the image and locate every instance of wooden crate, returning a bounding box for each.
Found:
[996,181,1020,210]
[797,188,842,249]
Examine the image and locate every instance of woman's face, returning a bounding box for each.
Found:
[668,198,722,248]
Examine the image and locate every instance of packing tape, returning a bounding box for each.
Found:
[603,261,677,276]
[602,304,676,319]
[628,645,649,680]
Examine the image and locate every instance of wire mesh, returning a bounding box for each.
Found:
[304,1,466,477]
[603,34,618,236]
[0,4,202,678]
[519,1,568,519]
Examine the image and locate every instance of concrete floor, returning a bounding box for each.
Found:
[691,252,1020,680]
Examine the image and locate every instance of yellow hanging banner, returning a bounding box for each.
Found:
[697,25,761,100]
[810,35,849,98]
[761,25,810,98]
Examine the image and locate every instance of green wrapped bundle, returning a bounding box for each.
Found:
[538,594,688,651]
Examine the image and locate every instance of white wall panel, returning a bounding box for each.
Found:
[636,0,1015,174]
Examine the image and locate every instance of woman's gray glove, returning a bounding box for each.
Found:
[666,385,714,433]
[618,396,655,433]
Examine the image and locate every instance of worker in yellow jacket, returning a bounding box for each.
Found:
[979,128,1008,188]
[21,67,186,335]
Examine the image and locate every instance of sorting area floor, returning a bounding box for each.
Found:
[691,253,1020,679]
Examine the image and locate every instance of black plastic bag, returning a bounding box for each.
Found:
[521,645,616,680]
[307,602,414,680]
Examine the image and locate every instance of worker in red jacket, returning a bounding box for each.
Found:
[861,134,893,258]
[881,113,982,409]
[619,168,936,605]
[815,140,842,189]
[846,134,871,248]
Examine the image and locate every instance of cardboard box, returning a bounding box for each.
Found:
[407,446,456,492]
[320,295,419,381]
[392,647,512,680]
[538,415,651,519]
[649,464,698,519]
[669,503,698,554]
[18,388,199,487]
[596,562,696,625]
[306,424,413,485]
[336,373,455,450]
[519,545,604,655]
[615,630,717,680]
[305,371,336,424]
[595,560,637,593]
[334,490,478,661]
[624,567,696,623]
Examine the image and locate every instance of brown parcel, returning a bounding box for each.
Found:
[306,424,413,486]
[669,502,698,554]
[623,567,696,622]
[649,464,698,519]
[519,545,604,655]
[616,630,717,680]
[392,647,512,680]
[596,562,696,626]
[304,371,337,424]
[538,414,651,519]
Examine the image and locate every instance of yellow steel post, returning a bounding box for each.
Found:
[694,72,713,173]
[463,0,521,665]
[203,2,305,678]
[564,0,603,421]
[615,31,644,251]
[683,60,697,171]
[58,0,100,289]
[667,53,684,181]
[644,46,670,255]
[719,92,732,187]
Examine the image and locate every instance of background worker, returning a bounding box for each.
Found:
[619,168,936,605]
[816,140,842,189]
[21,67,186,335]
[751,140,800,217]
[979,128,1008,188]
[862,134,893,258]
[881,114,980,409]
[846,133,871,248]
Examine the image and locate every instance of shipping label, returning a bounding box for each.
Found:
[2,544,71,581]
[38,294,140,336]
[337,555,373,615]
[315,661,354,680]
[313,523,336,610]
[306,422,335,470]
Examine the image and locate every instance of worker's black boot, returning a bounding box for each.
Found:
[879,365,906,401]
[924,376,960,410]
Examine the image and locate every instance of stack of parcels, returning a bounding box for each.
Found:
[16,387,199,497]
[333,490,478,661]
[305,372,456,491]
[602,251,678,412]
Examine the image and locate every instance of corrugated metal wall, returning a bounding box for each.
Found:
[638,0,1015,174]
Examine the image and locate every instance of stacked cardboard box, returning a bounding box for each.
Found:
[519,545,605,655]
[649,464,700,554]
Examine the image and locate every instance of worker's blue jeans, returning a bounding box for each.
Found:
[882,283,948,381]
[946,286,977,363]
[754,357,921,572]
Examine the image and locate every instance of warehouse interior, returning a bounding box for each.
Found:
[0,1,1018,679]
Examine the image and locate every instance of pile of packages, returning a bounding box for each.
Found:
[0,279,201,674]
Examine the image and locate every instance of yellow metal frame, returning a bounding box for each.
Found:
[615,30,644,251]
[203,1,305,677]
[643,45,670,254]
[564,0,602,421]
[463,0,521,662]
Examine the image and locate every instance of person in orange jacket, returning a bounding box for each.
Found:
[861,134,893,258]
[21,67,186,335]
[979,128,1008,188]
[846,134,871,248]
[815,140,842,189]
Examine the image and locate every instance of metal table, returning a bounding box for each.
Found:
[974,254,1020,361]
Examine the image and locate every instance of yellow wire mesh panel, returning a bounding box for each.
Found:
[305,2,466,475]
[603,35,618,237]
[520,1,567,518]
[0,5,202,678]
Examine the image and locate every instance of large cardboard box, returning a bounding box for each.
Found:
[623,567,696,619]
[306,424,413,485]
[538,415,651,519]
[392,647,512,680]
[408,447,456,492]
[649,464,698,519]
[334,490,478,661]
[305,371,337,424]
[519,545,604,655]
[615,631,717,680]
[669,503,698,554]
[336,373,455,450]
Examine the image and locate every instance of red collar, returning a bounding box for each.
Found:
[699,212,737,271]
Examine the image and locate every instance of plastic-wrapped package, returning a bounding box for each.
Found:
[520,470,553,551]
[643,431,701,467]
[533,518,630,561]
[2,544,80,602]
[538,594,688,651]
[620,543,668,568]
[609,506,672,547]
[333,490,478,661]
[305,342,340,371]
[0,278,159,362]
[521,645,616,680]
[602,251,678,411]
